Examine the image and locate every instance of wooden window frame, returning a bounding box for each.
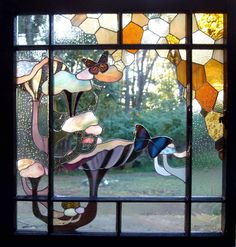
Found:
[1,0,236,246]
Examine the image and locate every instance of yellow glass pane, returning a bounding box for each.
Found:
[166,34,179,44]
[205,59,223,91]
[205,111,223,141]
[195,13,224,41]
[96,28,117,44]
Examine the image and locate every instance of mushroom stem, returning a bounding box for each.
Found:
[32,100,48,154]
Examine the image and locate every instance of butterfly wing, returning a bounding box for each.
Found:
[98,51,109,73]
[134,124,150,152]
[148,136,173,158]
[98,63,109,73]
[82,58,96,68]
[98,51,108,63]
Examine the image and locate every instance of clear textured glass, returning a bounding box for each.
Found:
[191,203,222,232]
[122,203,185,232]
[17,202,47,231]
[16,15,49,45]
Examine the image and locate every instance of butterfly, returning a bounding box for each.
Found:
[82,51,109,75]
[134,124,173,159]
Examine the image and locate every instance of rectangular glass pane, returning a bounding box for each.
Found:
[122,203,185,232]
[192,50,224,196]
[16,50,49,195]
[192,13,224,44]
[54,14,118,45]
[191,203,222,232]
[52,49,186,198]
[53,202,115,232]
[16,15,49,45]
[122,13,186,44]
[17,202,47,231]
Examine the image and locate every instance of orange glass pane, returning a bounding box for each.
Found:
[195,83,218,112]
[123,22,143,44]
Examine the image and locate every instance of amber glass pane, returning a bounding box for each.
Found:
[16,15,49,45]
[122,203,185,232]
[122,13,186,45]
[16,50,49,196]
[54,14,118,45]
[192,13,224,44]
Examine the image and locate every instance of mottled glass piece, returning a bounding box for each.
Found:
[191,203,222,232]
[205,59,224,91]
[122,203,184,232]
[16,15,49,45]
[205,112,223,141]
[148,18,169,37]
[194,13,224,41]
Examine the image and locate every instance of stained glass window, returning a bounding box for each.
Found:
[14,10,229,238]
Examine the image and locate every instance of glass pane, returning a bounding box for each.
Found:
[192,50,224,196]
[53,202,115,232]
[16,15,49,45]
[16,50,49,196]
[192,13,224,44]
[17,202,47,231]
[52,49,186,199]
[122,203,185,232]
[191,203,222,232]
[54,14,118,45]
[123,13,186,46]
